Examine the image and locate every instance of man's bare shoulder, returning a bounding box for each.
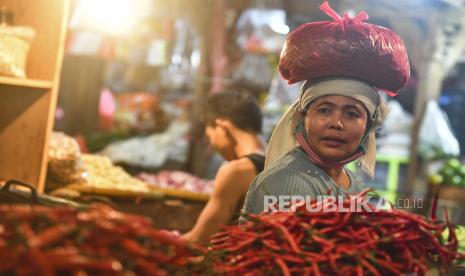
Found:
[223,157,257,173]
[213,158,258,195]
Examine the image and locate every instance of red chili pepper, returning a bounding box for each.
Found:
[151,251,173,263]
[275,258,290,276]
[318,212,350,234]
[48,254,123,273]
[262,239,281,251]
[273,253,305,264]
[311,234,334,253]
[312,261,322,276]
[218,256,266,272]
[135,258,167,276]
[29,224,76,248]
[377,258,402,274]
[209,235,230,244]
[225,236,256,252]
[209,242,236,251]
[150,230,189,255]
[209,231,229,240]
[321,253,335,271]
[25,249,55,276]
[267,220,301,253]
[359,258,381,276]
[391,209,444,231]
[121,238,149,257]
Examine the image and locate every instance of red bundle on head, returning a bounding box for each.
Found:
[278,1,410,95]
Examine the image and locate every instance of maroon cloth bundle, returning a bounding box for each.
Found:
[278,1,410,94]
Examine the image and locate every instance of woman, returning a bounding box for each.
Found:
[240,0,410,216]
[241,77,388,215]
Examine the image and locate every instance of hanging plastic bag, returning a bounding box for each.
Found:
[278,1,410,94]
[262,72,301,140]
[235,7,288,53]
[160,19,200,91]
[418,100,460,159]
[231,53,274,92]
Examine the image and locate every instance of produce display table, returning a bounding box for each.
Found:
[114,197,206,233]
[58,185,205,232]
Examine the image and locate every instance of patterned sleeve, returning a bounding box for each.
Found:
[240,173,268,218]
[240,167,317,220]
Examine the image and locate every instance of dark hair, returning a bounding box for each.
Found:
[202,90,262,133]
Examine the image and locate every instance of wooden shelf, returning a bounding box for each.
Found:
[0,76,53,89]
[0,0,70,192]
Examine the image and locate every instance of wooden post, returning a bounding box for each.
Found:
[187,0,214,176]
[405,61,447,194]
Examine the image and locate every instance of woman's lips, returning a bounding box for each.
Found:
[322,137,345,147]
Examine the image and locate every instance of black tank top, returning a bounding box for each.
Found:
[230,153,265,224]
[241,153,265,174]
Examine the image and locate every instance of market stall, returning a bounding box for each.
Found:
[45,131,211,231]
[1,0,465,274]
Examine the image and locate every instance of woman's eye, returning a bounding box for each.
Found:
[346,111,360,118]
[317,108,330,114]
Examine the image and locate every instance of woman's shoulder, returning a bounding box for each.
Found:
[242,148,323,215]
[265,146,312,172]
[250,147,321,194]
[257,148,303,176]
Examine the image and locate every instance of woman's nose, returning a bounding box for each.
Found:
[329,115,344,130]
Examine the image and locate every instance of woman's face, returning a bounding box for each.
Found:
[304,95,368,161]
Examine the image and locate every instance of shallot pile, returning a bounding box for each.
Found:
[138,171,213,194]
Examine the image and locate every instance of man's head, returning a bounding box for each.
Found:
[202,91,262,155]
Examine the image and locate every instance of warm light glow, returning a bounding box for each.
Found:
[70,0,139,37]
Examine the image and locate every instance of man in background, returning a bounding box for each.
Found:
[182,90,265,244]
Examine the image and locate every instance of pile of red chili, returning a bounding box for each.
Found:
[208,190,464,275]
[0,204,205,275]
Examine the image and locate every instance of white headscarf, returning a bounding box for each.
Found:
[265,78,388,177]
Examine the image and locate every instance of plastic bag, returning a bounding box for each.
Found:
[418,100,460,159]
[377,100,413,157]
[160,19,200,91]
[263,72,301,140]
[0,25,35,78]
[278,1,410,93]
[100,120,190,168]
[232,53,274,92]
[48,132,88,184]
[235,8,288,53]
